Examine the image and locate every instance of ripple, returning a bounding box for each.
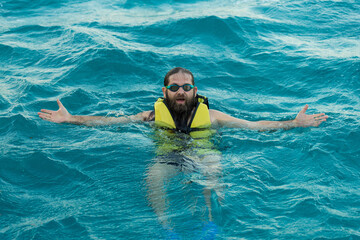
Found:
[1,0,360,239]
[260,33,360,59]
[0,93,11,112]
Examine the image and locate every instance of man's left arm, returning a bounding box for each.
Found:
[210,104,329,130]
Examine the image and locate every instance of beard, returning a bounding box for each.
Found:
[165,91,196,131]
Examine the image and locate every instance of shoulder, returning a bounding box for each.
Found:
[209,109,249,127]
[137,110,154,121]
[209,109,229,125]
[209,109,229,119]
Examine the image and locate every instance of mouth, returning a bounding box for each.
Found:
[176,98,185,104]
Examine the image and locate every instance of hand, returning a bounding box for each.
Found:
[38,99,72,123]
[294,104,328,127]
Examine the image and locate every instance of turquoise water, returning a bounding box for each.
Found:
[1,0,360,239]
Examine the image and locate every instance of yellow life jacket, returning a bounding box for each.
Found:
[154,95,212,137]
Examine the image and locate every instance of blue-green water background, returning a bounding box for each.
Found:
[1,0,360,239]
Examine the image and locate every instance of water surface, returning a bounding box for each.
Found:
[1,0,360,239]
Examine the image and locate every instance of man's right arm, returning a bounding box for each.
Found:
[38,99,152,126]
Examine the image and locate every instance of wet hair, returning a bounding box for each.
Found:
[164,67,195,86]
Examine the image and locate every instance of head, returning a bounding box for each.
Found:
[162,67,198,115]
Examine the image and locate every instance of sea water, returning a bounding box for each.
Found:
[1,0,359,239]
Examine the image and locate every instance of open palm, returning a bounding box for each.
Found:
[38,99,71,123]
[295,104,328,127]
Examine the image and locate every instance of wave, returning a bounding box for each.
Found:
[1,0,360,239]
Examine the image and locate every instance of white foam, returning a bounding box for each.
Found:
[1,0,287,29]
[260,33,360,59]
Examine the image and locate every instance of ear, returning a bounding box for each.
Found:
[193,86,198,96]
[162,87,167,98]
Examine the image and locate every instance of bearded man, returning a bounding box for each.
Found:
[38,67,328,237]
[38,67,328,130]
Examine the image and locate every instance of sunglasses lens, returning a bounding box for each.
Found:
[167,84,193,92]
[183,85,192,91]
[169,85,179,92]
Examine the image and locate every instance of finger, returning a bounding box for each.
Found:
[38,112,51,119]
[314,115,328,121]
[312,113,325,118]
[38,112,52,121]
[314,118,327,124]
[300,104,309,114]
[315,119,327,126]
[315,117,327,123]
[57,99,64,109]
[40,109,54,114]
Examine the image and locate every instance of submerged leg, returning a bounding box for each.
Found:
[145,161,179,227]
[203,188,213,221]
[199,154,224,221]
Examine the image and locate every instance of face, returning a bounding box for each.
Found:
[162,72,198,113]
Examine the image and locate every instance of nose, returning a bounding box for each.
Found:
[177,86,185,94]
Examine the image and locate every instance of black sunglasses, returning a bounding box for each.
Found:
[166,84,194,92]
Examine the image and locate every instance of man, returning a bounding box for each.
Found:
[38,67,328,238]
[38,67,328,129]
